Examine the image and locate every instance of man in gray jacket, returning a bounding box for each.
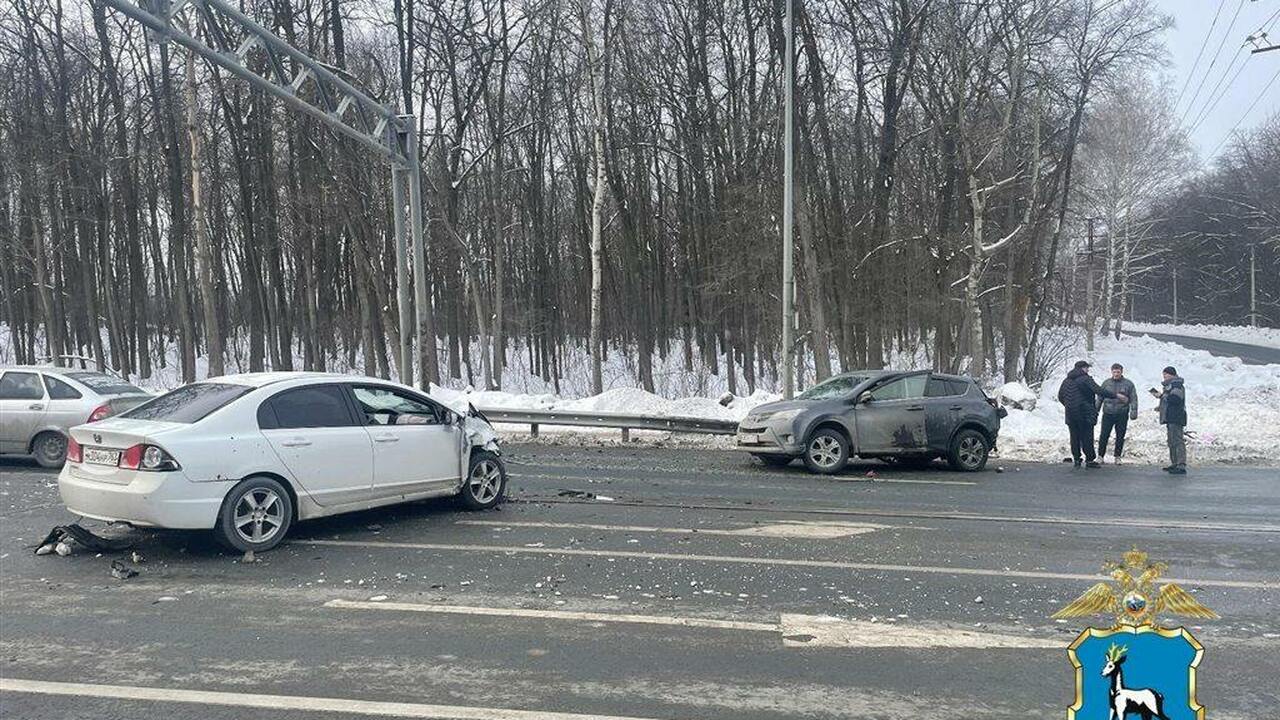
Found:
[1096,363,1138,464]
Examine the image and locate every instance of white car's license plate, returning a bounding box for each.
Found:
[83,447,120,466]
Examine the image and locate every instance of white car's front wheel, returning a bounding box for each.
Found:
[459,451,506,510]
[216,476,294,552]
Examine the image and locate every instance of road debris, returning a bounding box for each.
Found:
[131,551,146,564]
[110,560,138,580]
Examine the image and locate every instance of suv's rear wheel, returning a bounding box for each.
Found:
[460,451,507,510]
[32,431,67,469]
[803,428,849,474]
[216,476,294,552]
[947,429,990,472]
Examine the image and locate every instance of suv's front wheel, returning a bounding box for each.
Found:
[947,429,990,472]
[803,428,849,474]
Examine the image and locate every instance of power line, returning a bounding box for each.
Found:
[1181,0,1248,124]
[1175,0,1229,113]
[1208,65,1280,158]
[1189,46,1250,133]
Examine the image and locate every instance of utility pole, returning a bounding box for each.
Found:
[1250,243,1258,327]
[1084,218,1096,351]
[781,0,795,399]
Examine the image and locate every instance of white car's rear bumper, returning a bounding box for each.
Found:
[58,463,230,529]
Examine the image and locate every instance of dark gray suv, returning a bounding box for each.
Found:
[736,370,1005,474]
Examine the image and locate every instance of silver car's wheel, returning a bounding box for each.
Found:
[33,432,67,469]
[216,476,294,552]
[460,451,507,510]
[802,429,849,474]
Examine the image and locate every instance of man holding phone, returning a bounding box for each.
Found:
[1152,366,1188,475]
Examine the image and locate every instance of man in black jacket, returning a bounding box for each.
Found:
[1153,366,1188,475]
[1058,360,1123,469]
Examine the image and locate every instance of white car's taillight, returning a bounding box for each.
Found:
[66,437,83,463]
[119,444,180,471]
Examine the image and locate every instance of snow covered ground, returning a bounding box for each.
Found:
[995,334,1280,465]
[1123,321,1280,349]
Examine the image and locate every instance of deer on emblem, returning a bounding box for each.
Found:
[1100,644,1170,720]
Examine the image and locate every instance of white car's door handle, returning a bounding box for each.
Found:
[280,438,312,447]
[373,434,400,443]
[29,403,44,410]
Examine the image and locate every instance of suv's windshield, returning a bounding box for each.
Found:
[798,374,872,400]
[63,371,144,396]
[122,383,250,424]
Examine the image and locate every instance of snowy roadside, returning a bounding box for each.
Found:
[441,334,1280,467]
[1122,322,1280,350]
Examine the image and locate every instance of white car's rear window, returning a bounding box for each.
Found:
[64,371,145,396]
[122,383,250,424]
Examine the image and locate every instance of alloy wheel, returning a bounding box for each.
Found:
[807,435,843,469]
[233,488,286,544]
[469,459,502,504]
[958,435,985,469]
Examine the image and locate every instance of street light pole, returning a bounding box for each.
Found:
[782,0,795,400]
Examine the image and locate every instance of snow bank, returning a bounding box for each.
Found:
[997,334,1280,465]
[1124,322,1280,350]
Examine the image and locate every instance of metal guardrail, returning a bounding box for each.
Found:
[476,407,738,441]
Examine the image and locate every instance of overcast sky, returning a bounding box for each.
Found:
[1153,0,1280,159]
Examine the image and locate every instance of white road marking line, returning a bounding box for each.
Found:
[325,599,1062,649]
[778,614,1061,649]
[0,678,665,720]
[521,497,1280,534]
[509,471,976,487]
[299,539,1278,590]
[324,599,777,632]
[456,519,896,538]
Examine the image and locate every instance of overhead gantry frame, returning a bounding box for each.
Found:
[101,0,428,383]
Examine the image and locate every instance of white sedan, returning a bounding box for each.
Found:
[57,372,506,552]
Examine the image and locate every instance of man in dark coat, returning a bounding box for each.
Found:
[1058,360,1123,468]
[1153,366,1187,475]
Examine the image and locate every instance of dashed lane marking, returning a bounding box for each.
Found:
[509,471,977,487]
[324,599,1061,649]
[0,678,668,720]
[298,539,1278,590]
[455,519,899,538]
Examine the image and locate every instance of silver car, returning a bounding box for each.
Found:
[0,366,152,467]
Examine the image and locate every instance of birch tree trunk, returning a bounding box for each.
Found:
[185,47,222,377]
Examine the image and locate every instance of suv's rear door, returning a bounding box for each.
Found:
[854,374,927,453]
[259,384,374,507]
[924,375,971,452]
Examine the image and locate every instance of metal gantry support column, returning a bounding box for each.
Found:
[404,117,430,390]
[781,0,795,400]
[391,163,412,381]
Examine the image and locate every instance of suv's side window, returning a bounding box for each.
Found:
[867,375,927,401]
[263,385,358,429]
[44,375,84,400]
[351,386,444,426]
[0,372,45,400]
[926,376,969,398]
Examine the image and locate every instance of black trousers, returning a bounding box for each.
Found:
[1098,414,1129,459]
[1067,416,1097,462]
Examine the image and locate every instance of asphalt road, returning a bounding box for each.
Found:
[1121,330,1280,365]
[2,445,1277,720]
